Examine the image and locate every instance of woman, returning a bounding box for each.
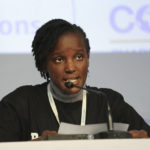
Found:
[0,19,149,142]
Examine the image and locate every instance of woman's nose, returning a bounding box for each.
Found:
[65,60,76,74]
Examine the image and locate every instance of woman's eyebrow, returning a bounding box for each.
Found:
[52,49,85,56]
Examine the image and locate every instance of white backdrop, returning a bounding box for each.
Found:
[0,0,150,53]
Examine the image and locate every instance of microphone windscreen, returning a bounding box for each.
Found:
[65,82,74,88]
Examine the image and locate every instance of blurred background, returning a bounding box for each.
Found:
[0,0,150,124]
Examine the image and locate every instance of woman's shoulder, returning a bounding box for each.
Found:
[1,82,48,104]
[86,85,124,103]
[87,85,123,96]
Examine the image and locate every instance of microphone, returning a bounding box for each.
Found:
[65,82,107,97]
[65,82,113,131]
[65,82,74,88]
[65,82,131,139]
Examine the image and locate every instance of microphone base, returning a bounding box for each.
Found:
[96,130,132,139]
[44,131,131,140]
[44,134,94,140]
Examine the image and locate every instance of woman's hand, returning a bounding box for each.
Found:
[32,130,57,141]
[129,130,149,138]
[40,130,57,140]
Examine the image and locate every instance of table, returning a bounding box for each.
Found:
[0,139,150,150]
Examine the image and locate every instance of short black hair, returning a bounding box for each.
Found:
[32,19,90,80]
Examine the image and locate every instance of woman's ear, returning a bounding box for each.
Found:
[87,53,90,66]
[42,61,50,79]
[42,63,47,73]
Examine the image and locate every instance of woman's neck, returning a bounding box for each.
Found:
[49,81,83,103]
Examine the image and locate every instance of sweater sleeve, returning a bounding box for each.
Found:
[0,86,32,142]
[0,100,22,142]
[118,100,150,134]
[104,88,150,136]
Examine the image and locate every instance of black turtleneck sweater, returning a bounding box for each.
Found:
[0,82,150,142]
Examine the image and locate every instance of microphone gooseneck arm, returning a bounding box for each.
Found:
[65,82,114,131]
[64,82,132,139]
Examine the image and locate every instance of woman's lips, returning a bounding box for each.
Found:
[63,77,79,85]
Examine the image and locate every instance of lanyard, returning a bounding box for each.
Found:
[47,83,87,126]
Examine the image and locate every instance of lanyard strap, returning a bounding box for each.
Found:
[47,83,87,126]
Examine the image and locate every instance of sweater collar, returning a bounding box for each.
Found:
[49,81,83,103]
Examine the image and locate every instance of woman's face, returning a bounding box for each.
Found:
[47,32,89,94]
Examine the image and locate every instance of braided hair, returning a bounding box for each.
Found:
[32,19,90,80]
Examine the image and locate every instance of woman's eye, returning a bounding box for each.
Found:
[55,57,63,63]
[76,55,83,60]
